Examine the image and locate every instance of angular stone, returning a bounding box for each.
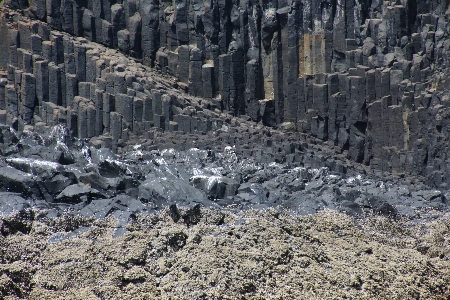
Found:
[0,166,40,198]
[34,60,49,105]
[115,93,133,130]
[74,43,87,82]
[65,73,78,108]
[202,64,215,99]
[102,93,114,133]
[174,114,191,133]
[110,111,122,139]
[48,62,62,107]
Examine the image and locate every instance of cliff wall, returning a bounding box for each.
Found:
[1,0,450,187]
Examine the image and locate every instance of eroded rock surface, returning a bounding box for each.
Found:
[1,208,449,299]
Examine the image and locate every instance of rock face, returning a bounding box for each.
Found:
[1,0,450,186]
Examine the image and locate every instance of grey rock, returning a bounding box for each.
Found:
[0,166,40,197]
[190,175,239,199]
[55,184,106,203]
[138,173,209,207]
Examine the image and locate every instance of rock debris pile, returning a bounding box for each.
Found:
[0,124,448,228]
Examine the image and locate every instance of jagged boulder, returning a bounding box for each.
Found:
[190,175,239,199]
[138,173,208,207]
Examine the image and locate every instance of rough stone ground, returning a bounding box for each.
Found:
[1,207,450,299]
[0,123,450,299]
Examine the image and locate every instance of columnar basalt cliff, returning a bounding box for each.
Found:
[1,0,450,187]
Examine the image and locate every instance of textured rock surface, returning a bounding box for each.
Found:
[0,208,450,299]
[0,1,450,298]
[0,124,447,226]
[1,0,450,185]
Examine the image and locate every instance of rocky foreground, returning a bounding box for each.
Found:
[0,124,449,299]
[1,206,450,299]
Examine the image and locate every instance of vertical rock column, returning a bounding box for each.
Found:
[311,83,328,140]
[167,51,178,77]
[230,49,245,116]
[367,99,383,169]
[218,54,230,112]
[8,28,19,70]
[65,73,78,108]
[86,48,100,83]
[133,95,144,134]
[140,0,159,66]
[260,2,277,102]
[92,89,104,136]
[6,85,18,129]
[65,68,78,136]
[111,3,125,48]
[189,47,203,97]
[202,63,215,100]
[19,73,36,130]
[74,43,87,83]
[245,3,262,121]
[325,73,339,145]
[272,31,283,123]
[46,0,62,30]
[347,76,367,163]
[34,60,49,106]
[245,59,260,121]
[297,76,306,124]
[0,79,7,113]
[178,45,190,84]
[116,92,134,132]
[102,92,114,134]
[161,94,173,129]
[128,11,142,59]
[151,89,163,129]
[0,14,10,70]
[61,0,73,34]
[284,4,302,123]
[47,62,62,107]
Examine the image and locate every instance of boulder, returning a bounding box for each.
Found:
[0,166,40,198]
[55,184,106,203]
[138,174,208,207]
[0,193,31,216]
[190,175,239,199]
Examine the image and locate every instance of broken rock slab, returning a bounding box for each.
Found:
[55,184,106,203]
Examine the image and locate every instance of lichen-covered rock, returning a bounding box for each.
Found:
[0,209,449,299]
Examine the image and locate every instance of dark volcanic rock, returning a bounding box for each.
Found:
[98,160,128,178]
[1,0,450,186]
[55,184,106,203]
[0,193,31,216]
[138,173,209,208]
[0,124,446,227]
[0,0,449,228]
[0,166,40,198]
[190,175,239,200]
